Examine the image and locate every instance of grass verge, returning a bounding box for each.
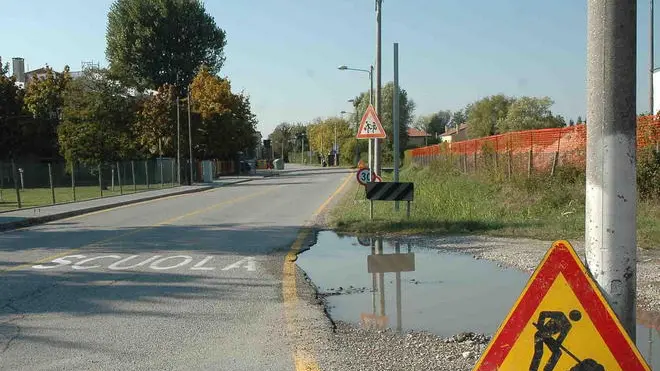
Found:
[329,163,660,250]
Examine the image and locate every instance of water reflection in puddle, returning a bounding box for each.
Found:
[296,231,660,369]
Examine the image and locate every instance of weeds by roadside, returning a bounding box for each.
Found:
[329,160,660,249]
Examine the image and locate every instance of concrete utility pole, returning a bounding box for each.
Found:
[393,43,400,211]
[651,0,655,114]
[374,0,383,176]
[586,0,637,338]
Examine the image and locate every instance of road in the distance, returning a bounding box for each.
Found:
[0,167,351,371]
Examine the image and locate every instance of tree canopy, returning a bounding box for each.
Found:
[414,110,451,136]
[106,0,227,92]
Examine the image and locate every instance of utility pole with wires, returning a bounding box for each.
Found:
[374,0,383,176]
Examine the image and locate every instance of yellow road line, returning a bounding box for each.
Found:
[283,172,354,371]
[2,186,280,273]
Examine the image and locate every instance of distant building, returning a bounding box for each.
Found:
[440,123,468,143]
[407,127,431,147]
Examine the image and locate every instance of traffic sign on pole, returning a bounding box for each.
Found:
[357,104,386,139]
[473,240,650,371]
[356,168,371,185]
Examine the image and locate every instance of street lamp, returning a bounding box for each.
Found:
[338,64,375,172]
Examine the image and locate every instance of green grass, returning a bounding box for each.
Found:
[329,163,660,250]
[0,183,178,213]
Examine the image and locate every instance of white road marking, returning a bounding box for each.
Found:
[72,255,122,270]
[108,255,162,270]
[32,255,87,269]
[29,254,256,272]
[221,257,256,271]
[149,255,193,270]
[190,256,215,270]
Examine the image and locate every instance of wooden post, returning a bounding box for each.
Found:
[406,201,411,219]
[473,150,477,173]
[551,151,560,177]
[507,150,512,180]
[527,132,533,178]
[48,163,55,205]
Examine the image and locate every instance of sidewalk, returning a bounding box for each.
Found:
[0,177,254,232]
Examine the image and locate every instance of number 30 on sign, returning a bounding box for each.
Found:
[356,168,371,185]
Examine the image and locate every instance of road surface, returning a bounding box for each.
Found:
[0,167,351,371]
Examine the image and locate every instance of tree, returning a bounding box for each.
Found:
[414,110,451,136]
[497,96,564,133]
[189,67,257,160]
[22,66,72,157]
[577,116,584,124]
[451,108,468,127]
[133,83,177,156]
[269,122,294,158]
[467,94,514,139]
[0,61,26,159]
[57,68,138,167]
[106,0,227,91]
[351,81,415,161]
[569,119,575,126]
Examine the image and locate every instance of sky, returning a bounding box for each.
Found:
[0,0,655,137]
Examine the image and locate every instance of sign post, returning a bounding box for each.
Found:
[356,105,386,219]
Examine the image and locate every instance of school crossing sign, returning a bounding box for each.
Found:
[356,104,386,139]
[473,240,650,371]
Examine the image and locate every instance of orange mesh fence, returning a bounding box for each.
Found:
[407,116,660,175]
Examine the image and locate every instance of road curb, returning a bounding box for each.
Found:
[0,185,214,232]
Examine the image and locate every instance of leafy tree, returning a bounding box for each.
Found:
[0,61,28,159]
[58,68,138,167]
[569,119,575,126]
[497,96,564,133]
[269,122,294,158]
[133,83,177,156]
[451,108,468,127]
[351,81,414,160]
[414,110,451,136]
[189,67,257,159]
[577,116,584,124]
[22,66,72,157]
[106,0,227,92]
[467,94,514,139]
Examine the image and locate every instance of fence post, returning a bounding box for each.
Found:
[171,159,175,187]
[131,161,136,192]
[12,159,22,209]
[117,162,123,195]
[111,166,115,191]
[160,158,164,187]
[145,161,150,189]
[71,162,76,202]
[527,132,533,178]
[507,150,512,180]
[98,163,103,198]
[551,151,560,177]
[48,163,55,205]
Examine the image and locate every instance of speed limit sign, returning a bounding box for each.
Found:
[356,168,371,185]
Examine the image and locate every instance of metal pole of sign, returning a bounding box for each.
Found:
[393,42,401,211]
[48,163,55,205]
[407,201,411,219]
[377,238,385,317]
[374,0,383,177]
[188,89,193,185]
[395,242,402,332]
[370,199,374,220]
[586,0,637,338]
[371,239,377,316]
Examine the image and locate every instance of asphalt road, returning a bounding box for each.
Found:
[0,166,352,371]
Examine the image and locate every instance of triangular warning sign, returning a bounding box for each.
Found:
[356,104,386,139]
[473,240,650,371]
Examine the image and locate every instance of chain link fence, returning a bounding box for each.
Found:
[0,158,180,212]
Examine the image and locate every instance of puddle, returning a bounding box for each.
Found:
[296,231,660,369]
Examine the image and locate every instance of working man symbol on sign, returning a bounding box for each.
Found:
[530,310,604,371]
